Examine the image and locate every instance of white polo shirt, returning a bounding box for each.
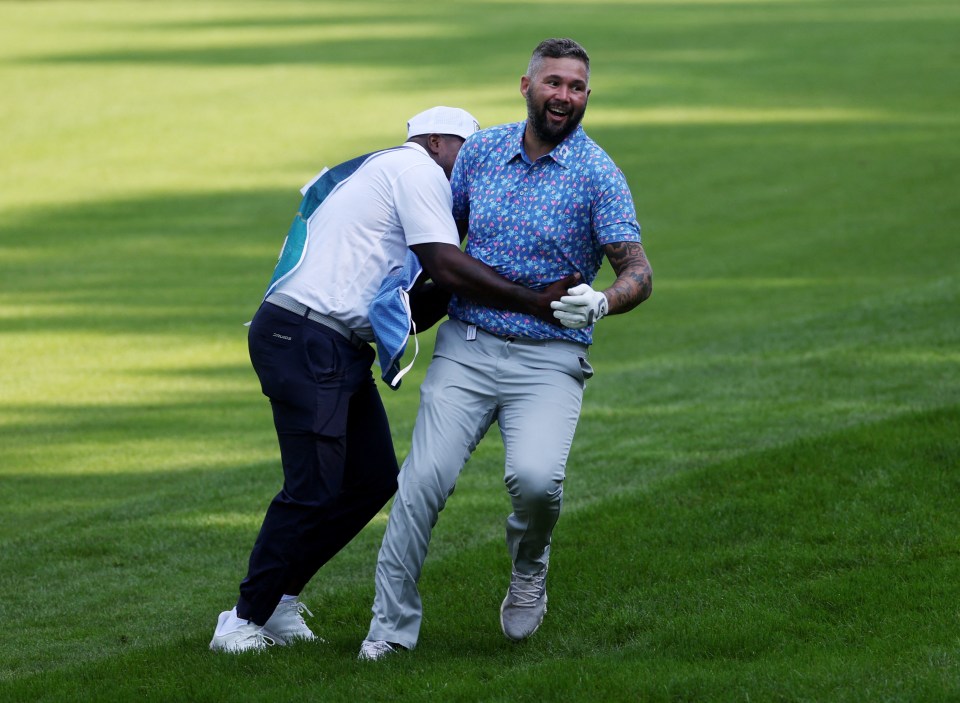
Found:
[275,143,459,341]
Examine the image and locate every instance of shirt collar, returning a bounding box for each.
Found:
[504,121,585,168]
[402,141,429,157]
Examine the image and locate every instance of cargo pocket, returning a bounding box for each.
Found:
[303,327,348,438]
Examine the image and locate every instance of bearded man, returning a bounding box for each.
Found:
[359,38,653,660]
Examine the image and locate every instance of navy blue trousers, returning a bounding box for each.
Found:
[237,302,399,625]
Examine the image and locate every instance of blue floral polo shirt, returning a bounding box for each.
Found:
[449,120,641,345]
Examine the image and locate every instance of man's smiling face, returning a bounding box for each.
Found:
[522,56,591,146]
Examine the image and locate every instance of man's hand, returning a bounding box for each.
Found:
[550,283,608,329]
[412,243,582,325]
[530,273,581,325]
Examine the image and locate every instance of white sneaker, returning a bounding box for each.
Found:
[262,599,318,645]
[357,639,401,661]
[500,565,548,641]
[209,610,275,653]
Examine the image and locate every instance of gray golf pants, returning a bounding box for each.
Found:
[367,319,592,649]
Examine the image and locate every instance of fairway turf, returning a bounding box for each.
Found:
[1,1,958,701]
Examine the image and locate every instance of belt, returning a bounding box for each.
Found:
[460,320,588,354]
[265,293,367,349]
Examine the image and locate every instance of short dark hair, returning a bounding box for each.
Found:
[527,38,590,81]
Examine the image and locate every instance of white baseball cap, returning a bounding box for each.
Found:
[407,106,479,140]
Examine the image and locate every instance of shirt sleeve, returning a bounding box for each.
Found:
[393,162,461,247]
[592,160,642,246]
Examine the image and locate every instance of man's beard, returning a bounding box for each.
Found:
[526,93,587,146]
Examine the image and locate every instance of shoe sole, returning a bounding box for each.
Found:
[358,652,392,662]
[209,637,269,653]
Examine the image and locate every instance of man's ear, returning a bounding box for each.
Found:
[520,75,530,98]
[427,133,443,155]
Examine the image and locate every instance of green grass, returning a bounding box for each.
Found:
[1,1,958,701]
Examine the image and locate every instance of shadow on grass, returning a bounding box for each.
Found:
[0,188,294,333]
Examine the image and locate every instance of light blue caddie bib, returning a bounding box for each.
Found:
[369,250,424,389]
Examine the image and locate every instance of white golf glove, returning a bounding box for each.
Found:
[550,283,609,329]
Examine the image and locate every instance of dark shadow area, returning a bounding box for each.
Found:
[0,188,292,333]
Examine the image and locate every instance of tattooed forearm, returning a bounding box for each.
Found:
[603,241,653,314]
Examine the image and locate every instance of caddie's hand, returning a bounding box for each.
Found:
[531,272,581,325]
[550,283,608,329]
